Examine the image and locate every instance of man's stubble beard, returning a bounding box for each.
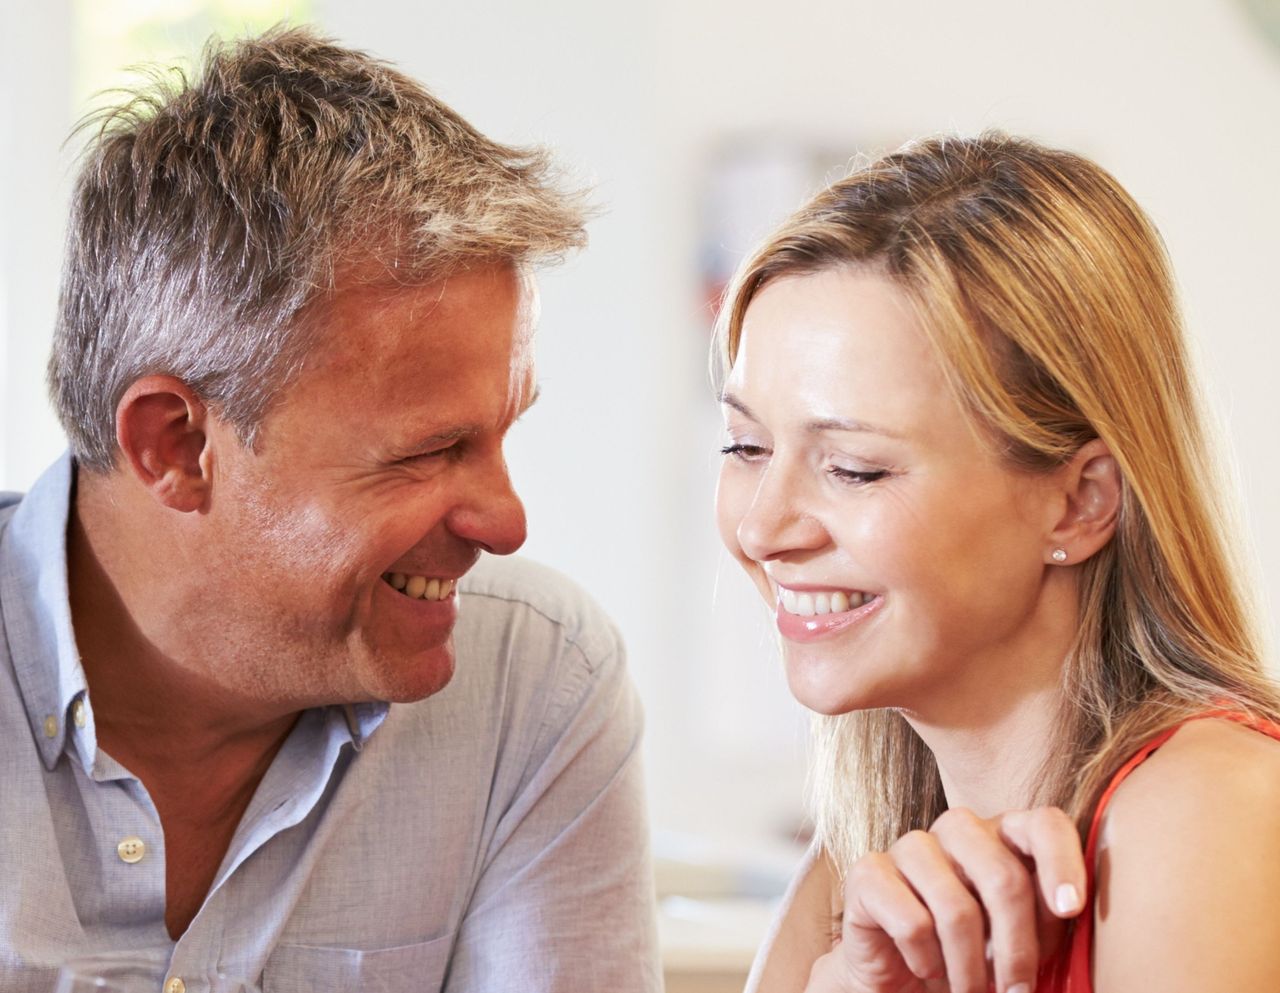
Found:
[192,478,373,711]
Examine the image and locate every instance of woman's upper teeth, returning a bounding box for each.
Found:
[778,587,870,616]
[385,573,456,601]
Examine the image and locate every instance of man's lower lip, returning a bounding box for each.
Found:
[774,595,883,641]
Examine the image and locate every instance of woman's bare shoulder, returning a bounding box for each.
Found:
[745,844,839,993]
[1102,715,1280,830]
[1092,716,1280,991]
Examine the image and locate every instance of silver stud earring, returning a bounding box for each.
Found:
[1051,548,1068,563]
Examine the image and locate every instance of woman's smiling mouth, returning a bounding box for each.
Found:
[777,586,875,616]
[773,583,884,641]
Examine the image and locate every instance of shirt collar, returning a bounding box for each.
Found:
[341,702,388,749]
[0,452,90,771]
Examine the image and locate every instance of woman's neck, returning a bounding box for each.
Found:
[905,683,1065,815]
[902,573,1079,816]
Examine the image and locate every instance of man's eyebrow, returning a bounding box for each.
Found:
[399,384,542,454]
[718,391,902,439]
[519,384,541,417]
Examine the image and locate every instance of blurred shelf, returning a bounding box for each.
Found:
[659,895,778,993]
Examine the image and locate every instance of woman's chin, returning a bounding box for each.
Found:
[784,653,891,716]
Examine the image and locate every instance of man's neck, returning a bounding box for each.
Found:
[68,473,303,939]
[66,473,296,795]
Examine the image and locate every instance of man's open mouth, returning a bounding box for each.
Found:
[382,574,457,601]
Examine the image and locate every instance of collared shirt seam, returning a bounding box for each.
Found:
[457,589,618,676]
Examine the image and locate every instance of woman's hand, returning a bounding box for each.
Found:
[804,807,1086,993]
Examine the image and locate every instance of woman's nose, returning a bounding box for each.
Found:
[734,464,827,563]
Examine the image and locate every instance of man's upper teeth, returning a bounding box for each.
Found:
[778,588,869,616]
[386,573,455,601]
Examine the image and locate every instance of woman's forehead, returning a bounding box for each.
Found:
[729,270,955,437]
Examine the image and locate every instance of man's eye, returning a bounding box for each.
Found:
[400,443,459,464]
[720,443,769,461]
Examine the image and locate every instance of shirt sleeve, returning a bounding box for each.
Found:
[442,614,661,993]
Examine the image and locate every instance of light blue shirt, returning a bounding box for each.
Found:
[0,454,660,993]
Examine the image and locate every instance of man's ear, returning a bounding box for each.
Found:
[1045,437,1122,567]
[115,376,213,513]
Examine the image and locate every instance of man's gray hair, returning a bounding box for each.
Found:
[50,26,587,472]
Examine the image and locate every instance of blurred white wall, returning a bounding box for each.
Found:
[2,0,1279,861]
[0,3,74,492]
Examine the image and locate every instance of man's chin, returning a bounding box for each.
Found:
[362,642,457,704]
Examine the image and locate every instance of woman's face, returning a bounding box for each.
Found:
[716,268,1066,720]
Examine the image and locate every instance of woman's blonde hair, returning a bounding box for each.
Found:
[715,132,1277,866]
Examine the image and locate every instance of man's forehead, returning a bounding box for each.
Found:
[253,262,535,454]
[308,262,530,362]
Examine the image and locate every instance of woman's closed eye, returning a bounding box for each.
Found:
[828,465,890,485]
[720,442,769,462]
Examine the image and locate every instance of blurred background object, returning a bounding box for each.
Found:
[1239,0,1280,58]
[3,2,1279,990]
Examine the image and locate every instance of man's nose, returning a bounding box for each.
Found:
[448,455,528,556]
[734,462,827,563]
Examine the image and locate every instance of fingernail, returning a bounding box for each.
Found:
[1008,984,1031,993]
[1055,882,1081,914]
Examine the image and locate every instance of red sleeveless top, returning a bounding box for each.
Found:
[1034,710,1280,992]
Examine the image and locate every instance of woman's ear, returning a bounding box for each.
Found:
[1044,438,1121,567]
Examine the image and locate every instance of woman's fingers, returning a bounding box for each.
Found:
[885,830,988,992]
[830,806,1084,993]
[996,806,1087,919]
[841,851,946,984]
[929,808,1040,993]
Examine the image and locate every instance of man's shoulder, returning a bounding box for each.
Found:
[388,555,636,784]
[456,554,623,673]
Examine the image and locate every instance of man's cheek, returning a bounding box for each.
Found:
[250,497,364,569]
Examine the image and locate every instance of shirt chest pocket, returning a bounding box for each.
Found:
[262,931,455,993]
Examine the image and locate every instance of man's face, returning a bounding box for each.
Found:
[193,263,534,709]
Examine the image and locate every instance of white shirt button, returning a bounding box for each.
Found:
[71,699,87,729]
[42,715,57,738]
[117,836,145,864]
[164,977,186,993]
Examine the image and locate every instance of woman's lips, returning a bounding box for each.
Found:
[774,590,884,642]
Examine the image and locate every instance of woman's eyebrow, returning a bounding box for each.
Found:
[719,391,901,439]
[804,414,903,439]
[718,391,755,419]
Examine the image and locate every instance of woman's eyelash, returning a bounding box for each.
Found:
[828,466,890,484]
[720,443,767,459]
[720,444,890,484]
